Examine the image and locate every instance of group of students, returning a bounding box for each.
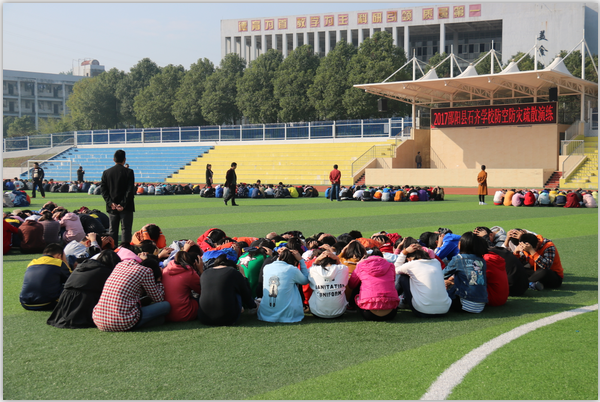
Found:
[14,211,565,331]
[492,188,597,208]
[329,185,445,202]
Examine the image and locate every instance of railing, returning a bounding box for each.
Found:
[3,117,412,153]
[429,147,447,169]
[564,120,582,141]
[561,141,586,180]
[561,140,584,156]
[351,144,396,177]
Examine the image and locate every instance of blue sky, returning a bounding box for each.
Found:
[3,2,430,75]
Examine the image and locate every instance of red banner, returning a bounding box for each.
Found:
[431,102,557,128]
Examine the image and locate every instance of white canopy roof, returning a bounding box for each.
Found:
[354,57,598,107]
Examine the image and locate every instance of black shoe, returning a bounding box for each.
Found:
[224,199,228,205]
[232,203,239,206]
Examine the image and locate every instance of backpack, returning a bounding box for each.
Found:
[274,187,286,198]
[12,190,29,207]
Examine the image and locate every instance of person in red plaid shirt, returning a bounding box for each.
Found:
[92,257,170,331]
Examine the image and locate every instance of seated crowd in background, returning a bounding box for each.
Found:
[493,188,597,208]
[5,203,567,331]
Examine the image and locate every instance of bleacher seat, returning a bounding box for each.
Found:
[20,146,213,183]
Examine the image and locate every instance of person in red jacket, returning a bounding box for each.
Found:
[329,164,341,202]
[3,218,19,254]
[162,250,202,322]
[523,190,537,206]
[564,191,581,208]
[483,250,509,306]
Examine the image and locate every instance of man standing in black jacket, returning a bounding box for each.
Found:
[101,150,136,244]
[224,162,239,206]
[31,162,45,198]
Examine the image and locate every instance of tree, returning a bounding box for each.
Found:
[67,68,125,130]
[38,115,75,135]
[236,49,283,124]
[560,50,598,83]
[172,58,215,126]
[474,51,503,75]
[424,52,452,78]
[134,64,186,128]
[116,58,161,127]
[504,52,544,71]
[7,116,36,137]
[343,31,410,119]
[308,40,357,121]
[273,44,320,122]
[201,53,246,125]
[59,69,73,76]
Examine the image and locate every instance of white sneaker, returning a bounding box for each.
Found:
[478,201,482,205]
[482,202,487,205]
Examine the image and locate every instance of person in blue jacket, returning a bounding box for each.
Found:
[257,247,309,323]
[442,232,488,313]
[434,228,461,264]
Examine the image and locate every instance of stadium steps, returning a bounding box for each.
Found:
[561,138,598,189]
[544,171,562,188]
[166,141,392,186]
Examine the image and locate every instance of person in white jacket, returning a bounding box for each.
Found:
[307,248,349,318]
[394,242,451,318]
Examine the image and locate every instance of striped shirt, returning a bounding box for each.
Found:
[92,260,164,332]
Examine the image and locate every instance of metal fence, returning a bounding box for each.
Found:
[4,117,412,152]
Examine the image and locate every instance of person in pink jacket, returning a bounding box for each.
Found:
[348,254,399,321]
[54,209,86,243]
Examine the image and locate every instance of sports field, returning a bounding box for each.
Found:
[3,193,598,400]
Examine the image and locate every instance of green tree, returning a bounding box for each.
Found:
[116,58,161,127]
[172,58,215,126]
[424,52,452,78]
[134,64,186,128]
[474,51,503,75]
[67,68,124,130]
[7,116,36,137]
[504,52,544,71]
[236,49,283,124]
[59,69,73,75]
[308,40,357,120]
[201,53,246,125]
[343,31,410,119]
[38,115,75,135]
[560,50,599,83]
[273,44,320,122]
[3,116,16,136]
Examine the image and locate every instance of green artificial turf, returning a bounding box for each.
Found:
[3,193,598,400]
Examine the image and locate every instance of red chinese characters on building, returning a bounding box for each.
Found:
[238,21,248,32]
[251,20,261,31]
[338,14,349,25]
[310,16,320,28]
[423,8,434,21]
[324,15,334,27]
[387,11,398,23]
[469,4,482,17]
[278,18,288,30]
[372,12,383,23]
[264,19,275,30]
[296,17,307,29]
[431,103,557,128]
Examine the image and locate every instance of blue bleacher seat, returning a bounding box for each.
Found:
[20,146,213,183]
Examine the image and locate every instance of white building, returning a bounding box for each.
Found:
[3,70,84,130]
[221,2,598,67]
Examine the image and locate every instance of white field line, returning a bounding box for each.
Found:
[420,304,599,401]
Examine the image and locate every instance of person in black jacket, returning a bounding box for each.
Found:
[31,162,45,198]
[224,162,238,206]
[101,150,136,244]
[47,250,121,328]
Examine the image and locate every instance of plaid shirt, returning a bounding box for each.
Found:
[92,260,164,332]
[517,237,559,273]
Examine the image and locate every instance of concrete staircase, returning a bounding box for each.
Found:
[561,137,598,189]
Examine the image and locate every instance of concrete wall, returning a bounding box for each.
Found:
[392,129,431,169]
[430,124,560,170]
[366,168,555,188]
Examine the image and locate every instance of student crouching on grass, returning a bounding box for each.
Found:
[257,247,309,323]
[198,254,258,326]
[92,254,170,331]
[442,232,488,314]
[162,250,202,322]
